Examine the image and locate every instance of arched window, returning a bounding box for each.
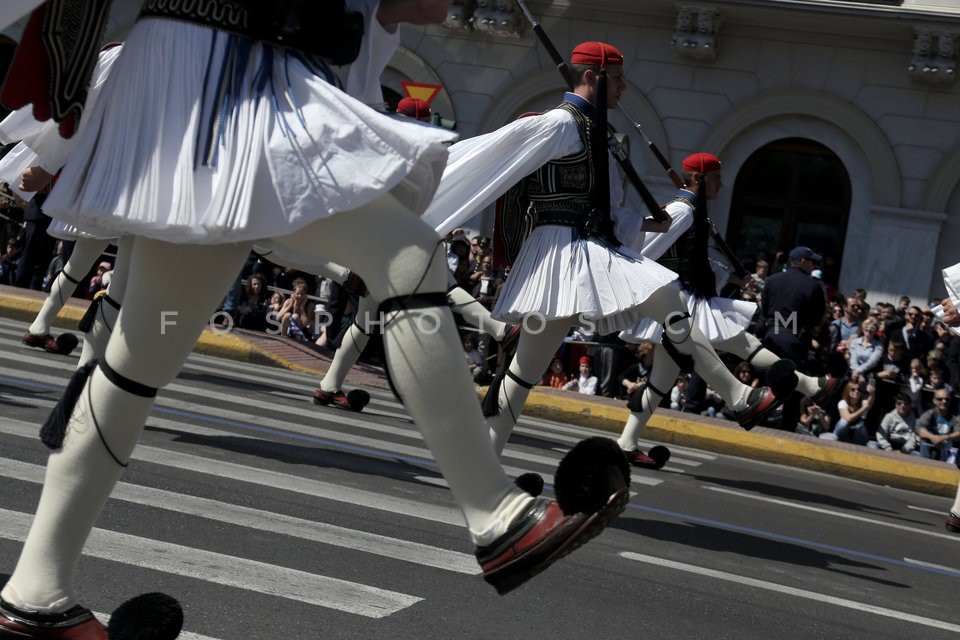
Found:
[727,138,851,284]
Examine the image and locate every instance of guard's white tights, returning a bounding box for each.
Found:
[617,331,820,451]
[2,195,529,611]
[488,285,756,455]
[28,238,110,337]
[319,274,507,393]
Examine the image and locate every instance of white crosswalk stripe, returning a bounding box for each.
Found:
[0,317,703,635]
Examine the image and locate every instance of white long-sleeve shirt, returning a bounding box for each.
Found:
[421,97,647,243]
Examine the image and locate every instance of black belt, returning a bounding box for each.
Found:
[139,0,364,65]
[532,211,586,229]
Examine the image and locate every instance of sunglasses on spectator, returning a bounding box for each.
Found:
[935,396,951,402]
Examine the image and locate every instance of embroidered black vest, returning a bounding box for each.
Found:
[139,0,364,65]
[524,102,596,218]
[657,196,717,298]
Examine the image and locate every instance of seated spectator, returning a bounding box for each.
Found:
[232,273,269,331]
[875,340,907,384]
[847,318,883,381]
[829,296,864,352]
[740,259,767,302]
[266,291,285,326]
[915,389,960,460]
[0,236,23,286]
[797,396,832,437]
[925,365,953,395]
[871,393,920,454]
[901,305,933,360]
[41,240,67,292]
[733,361,760,388]
[278,283,317,341]
[669,375,689,411]
[462,335,484,380]
[87,260,112,299]
[832,380,873,445]
[541,357,569,388]
[616,341,654,401]
[562,356,598,395]
[471,256,503,311]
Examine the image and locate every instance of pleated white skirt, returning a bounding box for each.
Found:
[43,18,455,244]
[620,289,757,344]
[492,225,678,335]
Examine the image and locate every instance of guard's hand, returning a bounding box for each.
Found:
[942,297,960,327]
[19,166,53,192]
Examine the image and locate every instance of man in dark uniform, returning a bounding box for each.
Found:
[760,246,826,368]
[760,246,830,430]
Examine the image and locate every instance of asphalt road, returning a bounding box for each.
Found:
[0,317,958,640]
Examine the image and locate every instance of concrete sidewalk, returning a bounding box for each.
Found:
[3,284,958,498]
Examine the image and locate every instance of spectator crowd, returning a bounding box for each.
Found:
[3,184,958,462]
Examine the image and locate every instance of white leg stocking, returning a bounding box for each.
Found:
[28,239,110,336]
[271,195,531,544]
[318,295,373,393]
[487,320,571,455]
[1,239,250,611]
[952,480,960,515]
[712,332,820,398]
[446,280,508,341]
[319,276,509,394]
[616,344,678,451]
[78,237,133,367]
[637,286,753,410]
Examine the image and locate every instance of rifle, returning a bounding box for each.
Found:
[513,0,667,223]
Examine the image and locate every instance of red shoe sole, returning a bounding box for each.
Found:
[483,488,629,595]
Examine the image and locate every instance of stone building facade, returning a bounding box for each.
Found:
[383,0,960,304]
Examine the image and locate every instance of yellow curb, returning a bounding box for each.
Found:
[511,387,960,498]
[194,330,328,376]
[1,292,328,376]
[644,412,960,497]
[1,294,84,325]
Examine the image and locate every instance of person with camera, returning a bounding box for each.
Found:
[797,396,832,437]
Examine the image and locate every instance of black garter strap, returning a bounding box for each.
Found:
[744,345,764,364]
[61,269,80,285]
[379,292,448,314]
[101,293,121,311]
[506,368,535,389]
[627,379,669,413]
[99,361,158,399]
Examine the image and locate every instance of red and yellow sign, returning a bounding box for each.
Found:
[400,81,442,105]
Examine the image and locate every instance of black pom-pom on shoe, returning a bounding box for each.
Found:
[346,389,370,412]
[108,592,183,640]
[766,359,798,398]
[515,472,544,497]
[554,437,630,515]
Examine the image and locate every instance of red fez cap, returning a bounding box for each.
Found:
[397,97,432,121]
[570,42,624,68]
[682,152,722,174]
[579,356,593,366]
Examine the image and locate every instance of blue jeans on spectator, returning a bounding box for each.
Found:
[834,419,869,445]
